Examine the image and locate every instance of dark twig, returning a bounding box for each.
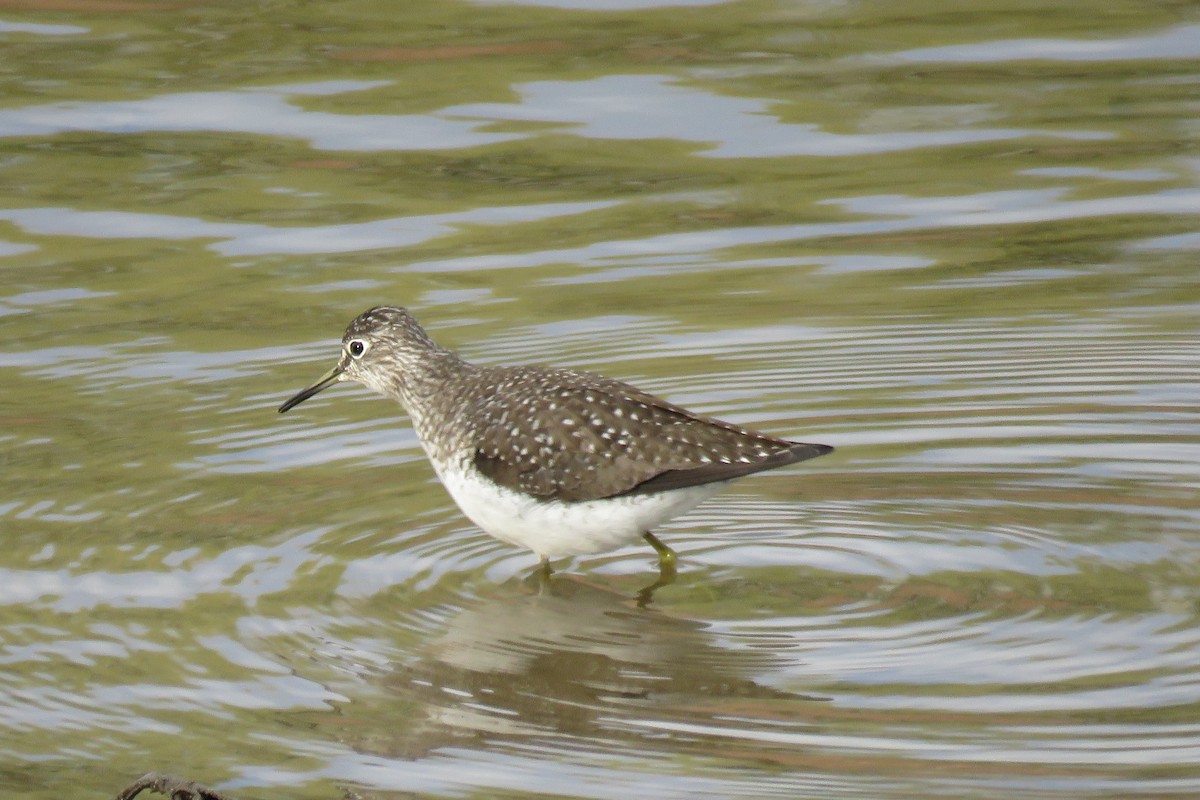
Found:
[114,772,239,800]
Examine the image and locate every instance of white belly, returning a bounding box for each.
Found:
[435,465,726,560]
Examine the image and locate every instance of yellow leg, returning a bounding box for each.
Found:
[637,531,678,606]
[642,531,677,571]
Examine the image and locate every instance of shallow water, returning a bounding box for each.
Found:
[1,1,1198,798]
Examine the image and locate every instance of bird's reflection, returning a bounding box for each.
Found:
[333,573,826,758]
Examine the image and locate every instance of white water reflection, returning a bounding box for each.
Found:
[0,199,614,256]
[194,417,417,473]
[0,20,87,35]
[14,183,1193,263]
[0,74,1108,159]
[0,340,303,386]
[893,23,1200,63]
[0,527,330,611]
[1135,230,1200,250]
[0,79,523,150]
[751,611,1200,693]
[445,74,1108,158]
[410,187,1200,274]
[0,241,35,259]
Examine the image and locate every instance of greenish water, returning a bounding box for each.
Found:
[1,1,1198,798]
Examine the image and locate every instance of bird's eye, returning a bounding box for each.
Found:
[347,339,367,358]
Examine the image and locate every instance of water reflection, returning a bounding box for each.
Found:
[0,73,1108,162]
[0,527,331,611]
[0,80,522,151]
[892,22,1200,63]
[0,199,614,256]
[445,74,1108,158]
[408,186,1199,276]
[0,20,87,35]
[343,574,824,753]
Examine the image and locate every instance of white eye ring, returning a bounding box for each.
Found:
[347,339,368,359]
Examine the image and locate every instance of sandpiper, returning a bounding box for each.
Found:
[279,306,832,572]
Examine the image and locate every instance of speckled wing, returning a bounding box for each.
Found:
[467,367,832,503]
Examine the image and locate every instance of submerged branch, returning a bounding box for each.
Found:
[114,772,239,800]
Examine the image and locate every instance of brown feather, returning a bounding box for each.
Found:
[466,367,832,503]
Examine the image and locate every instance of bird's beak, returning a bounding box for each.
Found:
[278,362,344,413]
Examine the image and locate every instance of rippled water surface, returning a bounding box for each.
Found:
[2,1,1198,798]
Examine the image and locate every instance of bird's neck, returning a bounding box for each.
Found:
[391,346,472,427]
[390,347,485,466]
